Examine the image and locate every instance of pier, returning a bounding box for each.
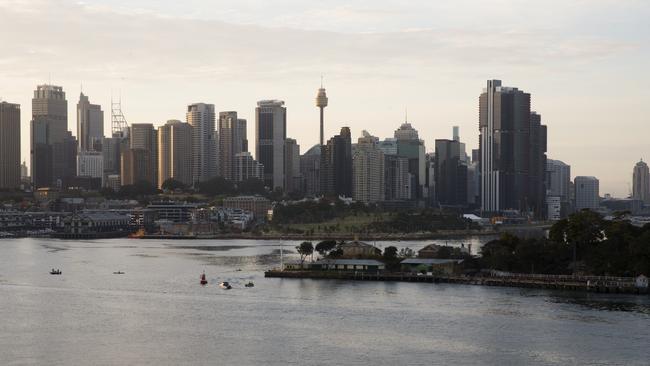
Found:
[264,270,649,295]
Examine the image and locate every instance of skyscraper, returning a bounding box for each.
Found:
[121,148,151,186]
[300,145,321,196]
[31,84,68,188]
[218,111,247,181]
[632,160,650,204]
[352,132,384,203]
[158,120,193,187]
[435,138,467,206]
[575,176,599,210]
[129,123,158,187]
[77,92,104,152]
[315,82,328,147]
[284,138,301,193]
[234,152,264,182]
[102,136,122,181]
[187,103,216,184]
[255,100,286,190]
[321,127,352,197]
[0,102,21,189]
[479,80,547,217]
[394,122,426,201]
[546,159,571,217]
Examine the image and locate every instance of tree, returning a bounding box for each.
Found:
[296,241,314,264]
[315,240,337,257]
[161,178,186,191]
[398,247,415,258]
[383,246,400,271]
[197,177,234,196]
[237,178,266,195]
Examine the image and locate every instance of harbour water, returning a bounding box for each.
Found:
[1,238,649,365]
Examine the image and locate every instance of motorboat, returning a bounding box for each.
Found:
[113,271,125,275]
[50,269,62,275]
[200,272,208,285]
[219,281,232,290]
[244,281,254,288]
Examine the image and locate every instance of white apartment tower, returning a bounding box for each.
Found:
[187,103,216,184]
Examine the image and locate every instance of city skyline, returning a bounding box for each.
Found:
[1,0,649,196]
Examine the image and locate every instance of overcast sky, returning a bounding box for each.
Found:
[1,0,649,197]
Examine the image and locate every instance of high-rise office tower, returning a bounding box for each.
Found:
[435,137,468,206]
[77,92,104,152]
[529,112,548,217]
[187,103,216,184]
[321,127,352,197]
[394,122,426,201]
[234,152,264,182]
[633,160,650,204]
[129,123,158,187]
[102,136,122,179]
[0,102,21,189]
[479,80,547,217]
[284,138,301,193]
[379,138,410,201]
[546,159,571,217]
[316,83,328,147]
[384,155,411,201]
[352,132,384,203]
[255,100,287,190]
[574,176,599,210]
[121,148,151,186]
[31,84,68,188]
[52,131,78,189]
[300,145,321,196]
[158,120,193,187]
[218,111,247,180]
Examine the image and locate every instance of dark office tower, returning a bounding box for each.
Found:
[52,131,78,188]
[255,100,286,190]
[435,139,467,206]
[102,136,122,177]
[300,145,321,196]
[321,127,352,197]
[218,111,247,181]
[284,138,301,193]
[130,123,158,187]
[528,112,547,218]
[479,80,547,217]
[77,92,104,152]
[31,84,68,188]
[0,102,21,189]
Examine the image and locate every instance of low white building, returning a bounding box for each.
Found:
[77,151,104,185]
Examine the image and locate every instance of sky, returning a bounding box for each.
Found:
[0,0,649,197]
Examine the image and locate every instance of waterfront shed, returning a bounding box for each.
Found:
[310,259,385,272]
[400,258,464,275]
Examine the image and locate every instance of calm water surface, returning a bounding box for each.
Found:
[1,237,649,366]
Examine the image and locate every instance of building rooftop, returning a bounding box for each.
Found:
[316,259,384,266]
[401,258,464,265]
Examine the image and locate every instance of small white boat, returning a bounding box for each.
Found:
[219,281,232,290]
